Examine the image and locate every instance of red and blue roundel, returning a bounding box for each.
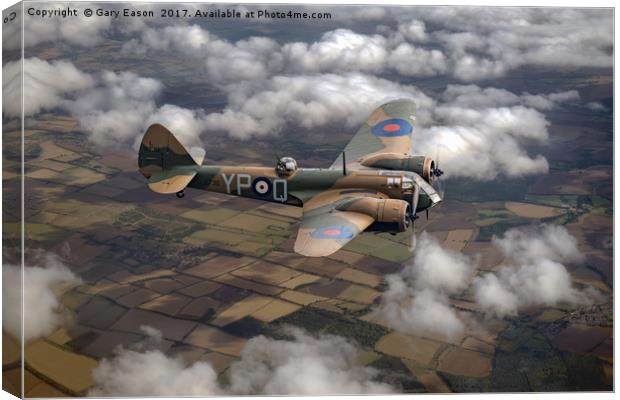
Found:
[252,177,272,196]
[311,225,355,239]
[371,118,413,137]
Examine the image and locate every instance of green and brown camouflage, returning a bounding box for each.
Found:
[138,99,443,257]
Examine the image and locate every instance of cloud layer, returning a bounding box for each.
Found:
[6,8,610,180]
[122,7,612,82]
[6,56,579,180]
[2,253,80,342]
[90,327,392,396]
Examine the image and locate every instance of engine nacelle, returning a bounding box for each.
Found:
[336,197,410,232]
[360,153,436,183]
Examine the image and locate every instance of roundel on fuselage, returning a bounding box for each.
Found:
[371,118,413,137]
[252,177,272,196]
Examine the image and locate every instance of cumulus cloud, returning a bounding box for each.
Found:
[90,326,220,396]
[203,73,434,139]
[586,101,607,112]
[5,58,206,148]
[71,71,206,148]
[3,58,94,118]
[398,20,429,42]
[122,25,283,82]
[2,253,80,342]
[380,225,601,336]
[13,3,112,50]
[473,225,596,317]
[380,232,475,339]
[387,43,447,76]
[90,327,392,396]
[122,24,213,56]
[441,84,579,111]
[228,328,392,395]
[282,29,388,74]
[411,7,612,80]
[66,70,163,147]
[406,84,578,180]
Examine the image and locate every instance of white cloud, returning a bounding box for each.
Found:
[18,3,111,50]
[143,104,207,148]
[398,20,429,42]
[381,225,601,335]
[282,29,388,74]
[3,58,94,118]
[387,43,447,76]
[228,328,392,395]
[441,84,579,111]
[206,36,283,82]
[91,347,220,396]
[203,73,434,139]
[585,101,607,112]
[380,232,475,339]
[6,58,205,148]
[122,24,213,56]
[473,225,596,317]
[412,83,566,180]
[493,224,584,264]
[90,327,392,396]
[408,7,612,80]
[2,253,80,342]
[66,70,163,148]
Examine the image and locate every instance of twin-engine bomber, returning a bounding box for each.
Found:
[138,99,443,257]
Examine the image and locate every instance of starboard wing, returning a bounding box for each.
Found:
[330,99,416,170]
[293,189,387,257]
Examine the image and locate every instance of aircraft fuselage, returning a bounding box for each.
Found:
[186,165,434,213]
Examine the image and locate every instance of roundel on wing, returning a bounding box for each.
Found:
[371,118,413,137]
[311,225,355,239]
[252,177,272,196]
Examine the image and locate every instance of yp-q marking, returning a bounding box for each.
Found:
[221,173,288,202]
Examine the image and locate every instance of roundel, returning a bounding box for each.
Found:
[252,177,272,196]
[311,225,355,239]
[371,118,413,137]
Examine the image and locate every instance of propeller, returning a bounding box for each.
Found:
[408,182,420,226]
[431,147,446,200]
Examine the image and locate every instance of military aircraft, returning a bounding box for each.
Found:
[138,99,443,257]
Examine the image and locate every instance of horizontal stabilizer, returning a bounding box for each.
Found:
[147,170,197,194]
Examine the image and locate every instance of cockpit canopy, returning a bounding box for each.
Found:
[276,157,298,177]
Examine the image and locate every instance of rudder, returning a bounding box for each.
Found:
[138,124,204,194]
[139,124,201,178]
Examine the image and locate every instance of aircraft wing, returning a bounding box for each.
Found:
[294,189,386,257]
[330,99,416,169]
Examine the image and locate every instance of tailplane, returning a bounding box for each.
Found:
[138,124,204,194]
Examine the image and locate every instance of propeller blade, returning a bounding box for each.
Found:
[434,175,446,200]
[411,182,420,216]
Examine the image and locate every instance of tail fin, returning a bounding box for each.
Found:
[138,124,205,194]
